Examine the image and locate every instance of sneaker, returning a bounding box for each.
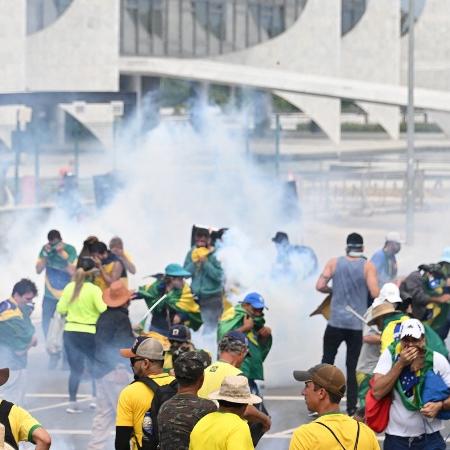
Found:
[89,402,96,409]
[66,402,82,414]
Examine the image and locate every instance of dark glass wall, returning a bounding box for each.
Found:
[27,0,73,34]
[341,0,367,36]
[120,0,307,57]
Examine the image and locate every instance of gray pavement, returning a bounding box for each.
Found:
[20,341,450,450]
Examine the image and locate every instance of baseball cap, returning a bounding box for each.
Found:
[400,318,425,340]
[218,331,249,354]
[346,232,363,248]
[120,336,164,360]
[174,351,206,382]
[241,292,268,310]
[293,364,346,398]
[372,282,402,308]
[272,231,289,244]
[168,325,191,343]
[386,231,403,244]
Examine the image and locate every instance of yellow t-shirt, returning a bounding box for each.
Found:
[189,411,254,450]
[116,373,175,449]
[198,361,242,399]
[289,413,380,450]
[380,316,409,352]
[2,401,42,445]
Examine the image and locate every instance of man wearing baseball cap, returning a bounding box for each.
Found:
[373,318,450,449]
[289,364,379,449]
[190,375,260,450]
[115,337,176,450]
[158,351,216,450]
[217,292,272,393]
[315,232,379,416]
[371,232,402,288]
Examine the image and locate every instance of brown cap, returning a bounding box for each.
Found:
[293,364,346,398]
[368,302,396,325]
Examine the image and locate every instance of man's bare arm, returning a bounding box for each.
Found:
[315,259,335,294]
[365,261,380,299]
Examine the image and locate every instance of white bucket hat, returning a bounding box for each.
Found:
[372,283,402,308]
[209,376,262,405]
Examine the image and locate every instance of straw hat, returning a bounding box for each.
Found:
[209,376,262,405]
[368,302,396,325]
[103,281,133,307]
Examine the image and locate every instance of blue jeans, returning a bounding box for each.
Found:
[384,432,445,450]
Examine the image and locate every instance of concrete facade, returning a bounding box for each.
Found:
[1,0,450,148]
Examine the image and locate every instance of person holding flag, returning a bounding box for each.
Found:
[136,264,203,337]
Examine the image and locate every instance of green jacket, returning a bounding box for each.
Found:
[218,304,272,381]
[183,248,223,297]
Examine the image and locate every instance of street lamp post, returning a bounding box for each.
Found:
[406,0,415,244]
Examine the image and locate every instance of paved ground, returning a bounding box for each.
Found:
[19,341,450,450]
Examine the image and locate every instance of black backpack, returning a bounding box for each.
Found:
[0,400,18,450]
[134,377,178,450]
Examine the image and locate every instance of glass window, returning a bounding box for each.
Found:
[341,0,367,36]
[27,0,73,34]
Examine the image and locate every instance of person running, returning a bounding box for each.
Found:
[57,257,106,413]
[0,279,38,406]
[115,337,176,450]
[88,281,135,450]
[0,368,52,449]
[35,229,77,338]
[189,376,260,450]
[157,351,216,450]
[373,319,450,450]
[289,364,379,450]
[183,229,224,335]
[315,232,379,415]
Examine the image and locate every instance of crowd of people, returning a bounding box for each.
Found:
[1,226,450,449]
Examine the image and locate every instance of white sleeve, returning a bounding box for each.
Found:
[373,348,393,375]
[433,352,450,387]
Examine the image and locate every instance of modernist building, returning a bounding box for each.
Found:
[0,0,448,148]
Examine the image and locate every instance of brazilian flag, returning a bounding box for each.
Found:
[218,304,272,381]
[138,281,203,331]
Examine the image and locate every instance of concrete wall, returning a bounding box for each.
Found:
[342,0,400,139]
[26,0,120,92]
[0,0,26,93]
[217,0,341,143]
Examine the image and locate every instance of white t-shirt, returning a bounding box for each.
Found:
[374,349,450,437]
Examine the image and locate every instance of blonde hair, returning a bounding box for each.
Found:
[70,267,96,302]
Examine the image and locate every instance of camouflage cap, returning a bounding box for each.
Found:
[173,351,206,382]
[218,331,249,355]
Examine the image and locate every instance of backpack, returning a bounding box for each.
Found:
[0,400,19,450]
[134,377,178,450]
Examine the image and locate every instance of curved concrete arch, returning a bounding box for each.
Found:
[214,0,341,143]
[26,0,120,92]
[342,0,400,139]
[401,0,450,137]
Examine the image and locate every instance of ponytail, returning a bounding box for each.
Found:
[70,268,87,303]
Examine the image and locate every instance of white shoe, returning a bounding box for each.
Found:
[66,402,82,414]
[89,402,96,409]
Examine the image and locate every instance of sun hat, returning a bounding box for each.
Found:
[400,318,425,340]
[293,364,346,398]
[385,231,404,244]
[368,302,396,325]
[209,375,261,405]
[165,263,192,278]
[120,336,164,360]
[103,280,133,307]
[372,282,402,308]
[241,292,268,310]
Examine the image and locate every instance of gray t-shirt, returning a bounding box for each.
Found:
[356,306,381,374]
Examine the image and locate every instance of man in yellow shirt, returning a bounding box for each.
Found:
[0,368,52,449]
[190,375,260,450]
[115,337,176,450]
[289,363,380,450]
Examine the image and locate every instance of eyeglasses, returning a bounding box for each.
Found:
[130,357,147,366]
